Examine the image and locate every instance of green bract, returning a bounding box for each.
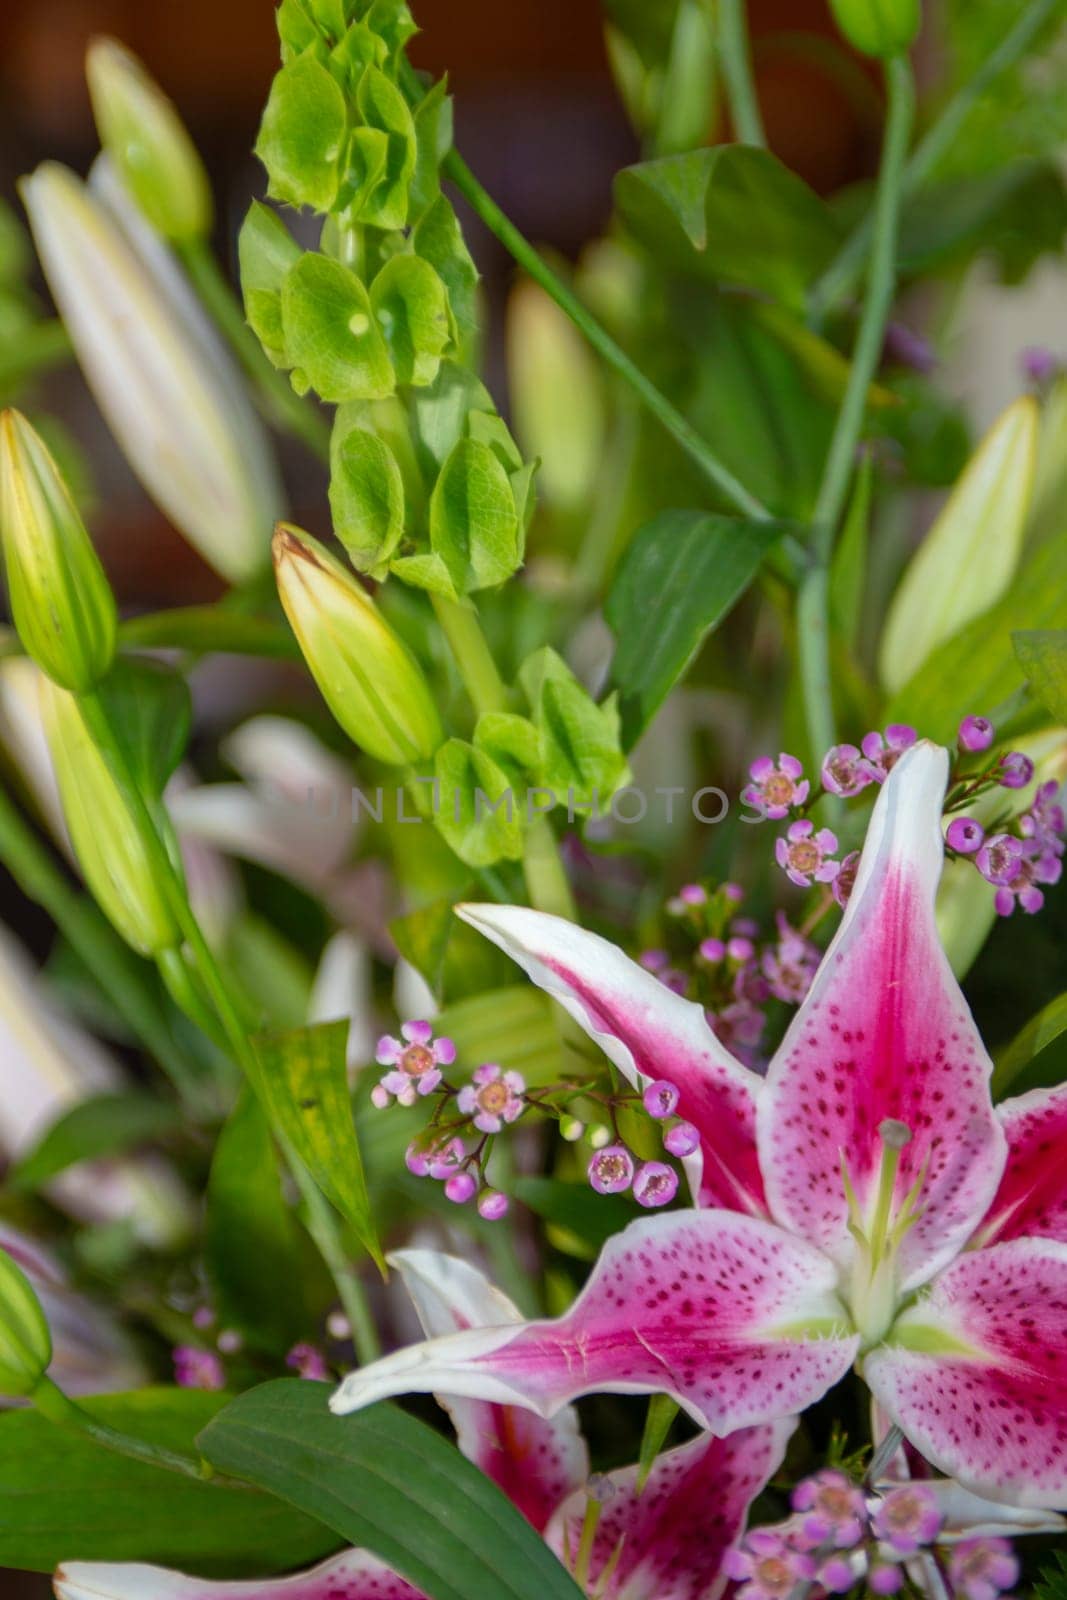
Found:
[370,254,451,387]
[256,54,349,211]
[330,422,406,572]
[429,437,523,593]
[238,201,303,369]
[282,253,394,401]
[433,738,525,867]
[519,647,630,808]
[0,1246,52,1398]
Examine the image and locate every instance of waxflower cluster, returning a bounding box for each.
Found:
[726,1469,1020,1599]
[744,716,1064,918]
[171,1302,344,1390]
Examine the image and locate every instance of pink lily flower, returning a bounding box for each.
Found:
[332,742,1067,1509]
[55,1250,792,1600]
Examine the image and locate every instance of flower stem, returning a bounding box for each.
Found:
[31,1376,212,1482]
[177,238,332,463]
[809,0,1058,322]
[717,0,766,147]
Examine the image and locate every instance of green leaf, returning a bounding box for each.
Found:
[0,1389,339,1575]
[282,252,395,402]
[512,1177,635,1250]
[615,146,842,308]
[256,53,348,212]
[1035,1551,1067,1600]
[252,1020,382,1269]
[198,1380,585,1600]
[390,548,460,598]
[411,361,495,470]
[435,984,562,1085]
[413,194,480,352]
[1012,629,1067,724]
[352,64,417,229]
[605,510,784,746]
[519,647,629,804]
[429,437,522,592]
[993,989,1067,1098]
[330,423,406,572]
[433,737,525,867]
[9,1093,180,1192]
[238,201,303,368]
[637,1393,681,1490]
[389,894,459,999]
[410,78,452,220]
[99,655,191,799]
[370,254,451,387]
[474,710,541,790]
[205,1090,304,1351]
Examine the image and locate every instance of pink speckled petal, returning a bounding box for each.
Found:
[865,1238,1067,1508]
[333,1212,857,1435]
[391,1248,588,1531]
[978,1083,1067,1246]
[54,1553,424,1600]
[544,1419,794,1600]
[759,741,1006,1292]
[455,904,766,1215]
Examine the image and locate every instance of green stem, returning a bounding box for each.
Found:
[809,0,1058,321]
[0,783,207,1107]
[120,607,299,660]
[430,593,508,715]
[32,1376,211,1482]
[178,239,332,463]
[717,0,767,146]
[799,56,913,760]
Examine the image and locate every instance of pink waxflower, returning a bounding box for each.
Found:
[723,1528,816,1598]
[286,1342,329,1381]
[664,1120,700,1157]
[792,1469,868,1549]
[708,998,766,1061]
[742,753,810,819]
[998,751,1034,790]
[761,913,820,1005]
[975,833,1026,887]
[946,818,984,855]
[632,1161,679,1208]
[477,1189,509,1220]
[427,1136,467,1180]
[172,1345,225,1392]
[821,743,874,798]
[958,715,995,753]
[456,1063,525,1134]
[992,848,1062,917]
[373,1020,455,1107]
[643,1080,679,1119]
[1021,780,1066,856]
[775,819,840,888]
[698,937,726,964]
[947,1537,1019,1600]
[639,947,670,973]
[444,1171,477,1204]
[832,849,860,908]
[861,724,917,782]
[588,1144,635,1195]
[872,1484,943,1556]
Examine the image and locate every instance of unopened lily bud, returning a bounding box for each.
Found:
[39,678,182,957]
[828,0,920,58]
[0,1243,52,1398]
[21,161,281,583]
[86,38,212,243]
[0,411,116,692]
[273,524,443,766]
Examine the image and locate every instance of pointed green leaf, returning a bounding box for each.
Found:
[429,437,522,592]
[9,1093,180,1192]
[330,424,406,572]
[433,737,525,866]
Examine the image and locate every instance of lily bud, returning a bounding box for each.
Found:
[39,677,183,957]
[0,1242,52,1398]
[828,0,920,59]
[86,37,212,243]
[274,525,443,767]
[20,161,281,583]
[0,410,116,692]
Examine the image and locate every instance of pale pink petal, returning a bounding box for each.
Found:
[391,1249,588,1532]
[865,1238,1067,1507]
[455,904,766,1215]
[920,1479,1067,1541]
[978,1083,1067,1246]
[333,1213,857,1434]
[545,1420,794,1600]
[759,741,1006,1292]
[402,1020,433,1046]
[54,1552,424,1600]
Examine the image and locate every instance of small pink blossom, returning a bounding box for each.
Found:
[946,817,984,854]
[947,1537,1019,1600]
[791,1468,868,1549]
[457,1063,525,1133]
[761,913,820,1005]
[742,753,810,819]
[173,1345,225,1391]
[632,1161,679,1208]
[664,1120,700,1157]
[861,724,917,782]
[1021,780,1066,856]
[639,947,670,973]
[287,1342,329,1381]
[643,1080,680,1119]
[727,935,755,963]
[832,849,860,908]
[869,1561,904,1594]
[374,1020,455,1107]
[588,1144,635,1195]
[405,1142,431,1177]
[958,715,995,753]
[698,937,725,964]
[678,883,707,906]
[992,848,1062,917]
[723,1528,816,1598]
[818,1554,858,1593]
[998,751,1034,790]
[444,1171,477,1204]
[822,743,874,798]
[775,819,840,888]
[976,833,1026,887]
[708,998,766,1061]
[871,1484,942,1556]
[477,1189,509,1220]
[427,1136,467,1180]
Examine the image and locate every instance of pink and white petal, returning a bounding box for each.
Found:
[390,1249,588,1531]
[978,1083,1067,1246]
[455,903,766,1215]
[333,1213,857,1435]
[544,1419,795,1600]
[54,1552,424,1600]
[921,1480,1067,1541]
[759,741,1006,1291]
[865,1239,1067,1507]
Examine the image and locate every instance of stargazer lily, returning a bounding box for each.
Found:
[55,1251,793,1600]
[332,742,1067,1509]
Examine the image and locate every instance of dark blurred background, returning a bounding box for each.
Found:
[0,2,873,1593]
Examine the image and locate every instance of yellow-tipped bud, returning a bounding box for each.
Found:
[0,1244,52,1398]
[86,37,212,243]
[273,524,443,766]
[0,410,116,692]
[39,678,182,957]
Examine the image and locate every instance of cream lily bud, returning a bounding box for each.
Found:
[39,677,183,957]
[20,161,281,583]
[0,1241,51,1398]
[86,37,212,243]
[274,524,443,766]
[0,410,116,692]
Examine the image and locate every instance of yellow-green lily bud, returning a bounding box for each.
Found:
[0,1243,52,1398]
[273,524,443,766]
[39,678,182,957]
[828,0,920,59]
[86,37,212,243]
[0,410,116,693]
